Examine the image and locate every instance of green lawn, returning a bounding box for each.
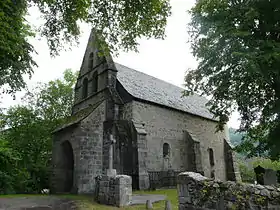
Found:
[0,189,178,210]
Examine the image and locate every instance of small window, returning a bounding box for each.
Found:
[82,78,88,99]
[210,170,215,179]
[208,148,215,166]
[88,52,93,70]
[92,71,98,93]
[163,143,170,158]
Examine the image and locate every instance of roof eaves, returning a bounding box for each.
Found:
[132,96,218,122]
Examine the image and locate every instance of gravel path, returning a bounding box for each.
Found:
[130,194,166,205]
[0,196,78,210]
[0,194,166,209]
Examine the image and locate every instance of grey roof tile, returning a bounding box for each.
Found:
[115,63,217,121]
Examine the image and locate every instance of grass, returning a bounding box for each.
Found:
[0,189,178,210]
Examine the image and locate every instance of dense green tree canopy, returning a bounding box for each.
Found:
[0,0,171,94]
[0,69,77,193]
[185,0,280,159]
[0,0,36,94]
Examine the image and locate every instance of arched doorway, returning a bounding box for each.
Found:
[61,141,74,193]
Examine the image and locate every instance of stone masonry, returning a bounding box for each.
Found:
[50,29,239,194]
[96,175,132,207]
[177,172,280,210]
[50,101,105,194]
[131,100,237,181]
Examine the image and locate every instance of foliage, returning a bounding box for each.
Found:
[0,0,36,95]
[228,127,245,147]
[0,0,171,94]
[239,163,255,184]
[23,68,78,122]
[252,157,280,171]
[185,0,280,159]
[0,69,77,193]
[238,157,280,184]
[0,138,20,194]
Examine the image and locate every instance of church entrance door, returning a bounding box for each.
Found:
[61,140,74,193]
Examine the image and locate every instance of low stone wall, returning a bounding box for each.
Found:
[96,175,132,207]
[177,172,280,210]
[148,170,181,189]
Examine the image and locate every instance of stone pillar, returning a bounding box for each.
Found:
[102,121,113,173]
[106,134,117,177]
[193,140,203,175]
[224,139,241,181]
[97,175,132,207]
[184,131,204,175]
[136,126,150,190]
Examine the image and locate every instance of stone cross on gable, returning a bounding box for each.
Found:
[107,134,117,177]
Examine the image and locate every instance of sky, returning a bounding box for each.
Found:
[2,0,240,128]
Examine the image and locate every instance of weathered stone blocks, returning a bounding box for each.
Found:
[177,172,280,210]
[97,174,132,207]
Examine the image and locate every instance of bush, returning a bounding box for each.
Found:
[239,157,280,184]
[239,163,256,183]
[252,158,280,171]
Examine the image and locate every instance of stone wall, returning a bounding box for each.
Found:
[224,139,241,181]
[177,172,280,210]
[134,122,150,190]
[77,101,105,193]
[51,125,81,194]
[96,175,132,207]
[149,170,180,189]
[131,100,232,181]
[51,101,106,194]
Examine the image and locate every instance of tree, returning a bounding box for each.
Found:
[23,68,78,122]
[0,0,36,95]
[228,128,245,147]
[0,69,77,193]
[0,0,171,94]
[185,0,280,159]
[0,138,24,194]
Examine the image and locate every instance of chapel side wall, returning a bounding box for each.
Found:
[78,100,106,193]
[131,100,228,181]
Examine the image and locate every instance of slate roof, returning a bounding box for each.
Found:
[52,100,104,133]
[115,63,217,121]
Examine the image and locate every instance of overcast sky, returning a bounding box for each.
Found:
[2,0,240,128]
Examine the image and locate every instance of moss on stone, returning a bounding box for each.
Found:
[53,101,103,133]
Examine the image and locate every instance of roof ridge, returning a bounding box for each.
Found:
[114,62,186,91]
[115,62,217,121]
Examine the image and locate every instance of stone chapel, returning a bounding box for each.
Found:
[50,30,240,194]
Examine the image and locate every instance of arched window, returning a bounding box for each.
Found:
[88,52,93,70]
[163,143,170,158]
[210,170,215,179]
[92,71,98,93]
[208,148,215,166]
[82,78,88,99]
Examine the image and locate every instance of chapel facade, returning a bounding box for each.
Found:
[50,30,240,194]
